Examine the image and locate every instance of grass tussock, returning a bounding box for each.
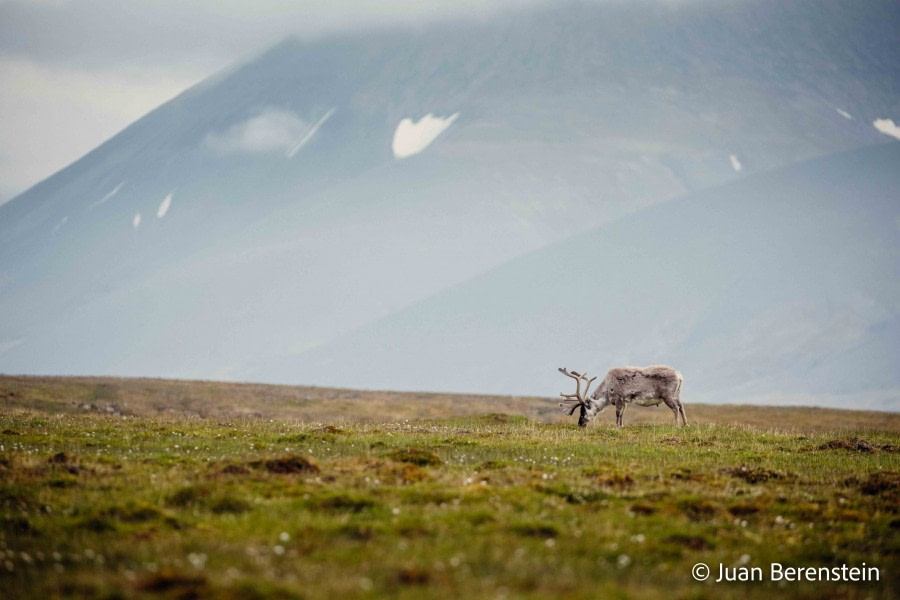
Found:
[815,437,898,453]
[721,464,784,483]
[256,455,320,475]
[388,448,443,467]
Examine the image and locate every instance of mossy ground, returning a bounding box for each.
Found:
[1,406,897,599]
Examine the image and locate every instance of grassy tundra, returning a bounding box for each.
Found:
[1,376,898,599]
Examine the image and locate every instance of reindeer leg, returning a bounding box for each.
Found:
[608,394,621,427]
[615,402,626,428]
[662,397,680,426]
[673,372,686,426]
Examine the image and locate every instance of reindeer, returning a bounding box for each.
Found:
[558,366,686,427]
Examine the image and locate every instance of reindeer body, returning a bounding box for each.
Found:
[558,365,686,427]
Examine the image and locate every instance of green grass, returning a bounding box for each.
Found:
[1,407,897,599]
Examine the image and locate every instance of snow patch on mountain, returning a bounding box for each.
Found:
[132,213,141,229]
[873,118,900,140]
[287,108,335,158]
[157,193,173,219]
[835,108,853,120]
[205,108,312,155]
[392,113,459,159]
[729,154,743,172]
[89,181,125,210]
[53,216,68,233]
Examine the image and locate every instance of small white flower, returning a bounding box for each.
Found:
[187,553,207,568]
[617,554,631,568]
[279,532,290,542]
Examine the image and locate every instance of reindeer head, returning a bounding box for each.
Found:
[558,367,597,427]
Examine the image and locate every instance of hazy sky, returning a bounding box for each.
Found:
[0,0,543,204]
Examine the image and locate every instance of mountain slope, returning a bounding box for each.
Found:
[0,0,898,385]
[284,143,900,409]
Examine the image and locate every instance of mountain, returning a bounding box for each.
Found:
[0,0,898,400]
[284,143,900,409]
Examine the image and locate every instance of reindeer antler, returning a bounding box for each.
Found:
[558,367,595,415]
